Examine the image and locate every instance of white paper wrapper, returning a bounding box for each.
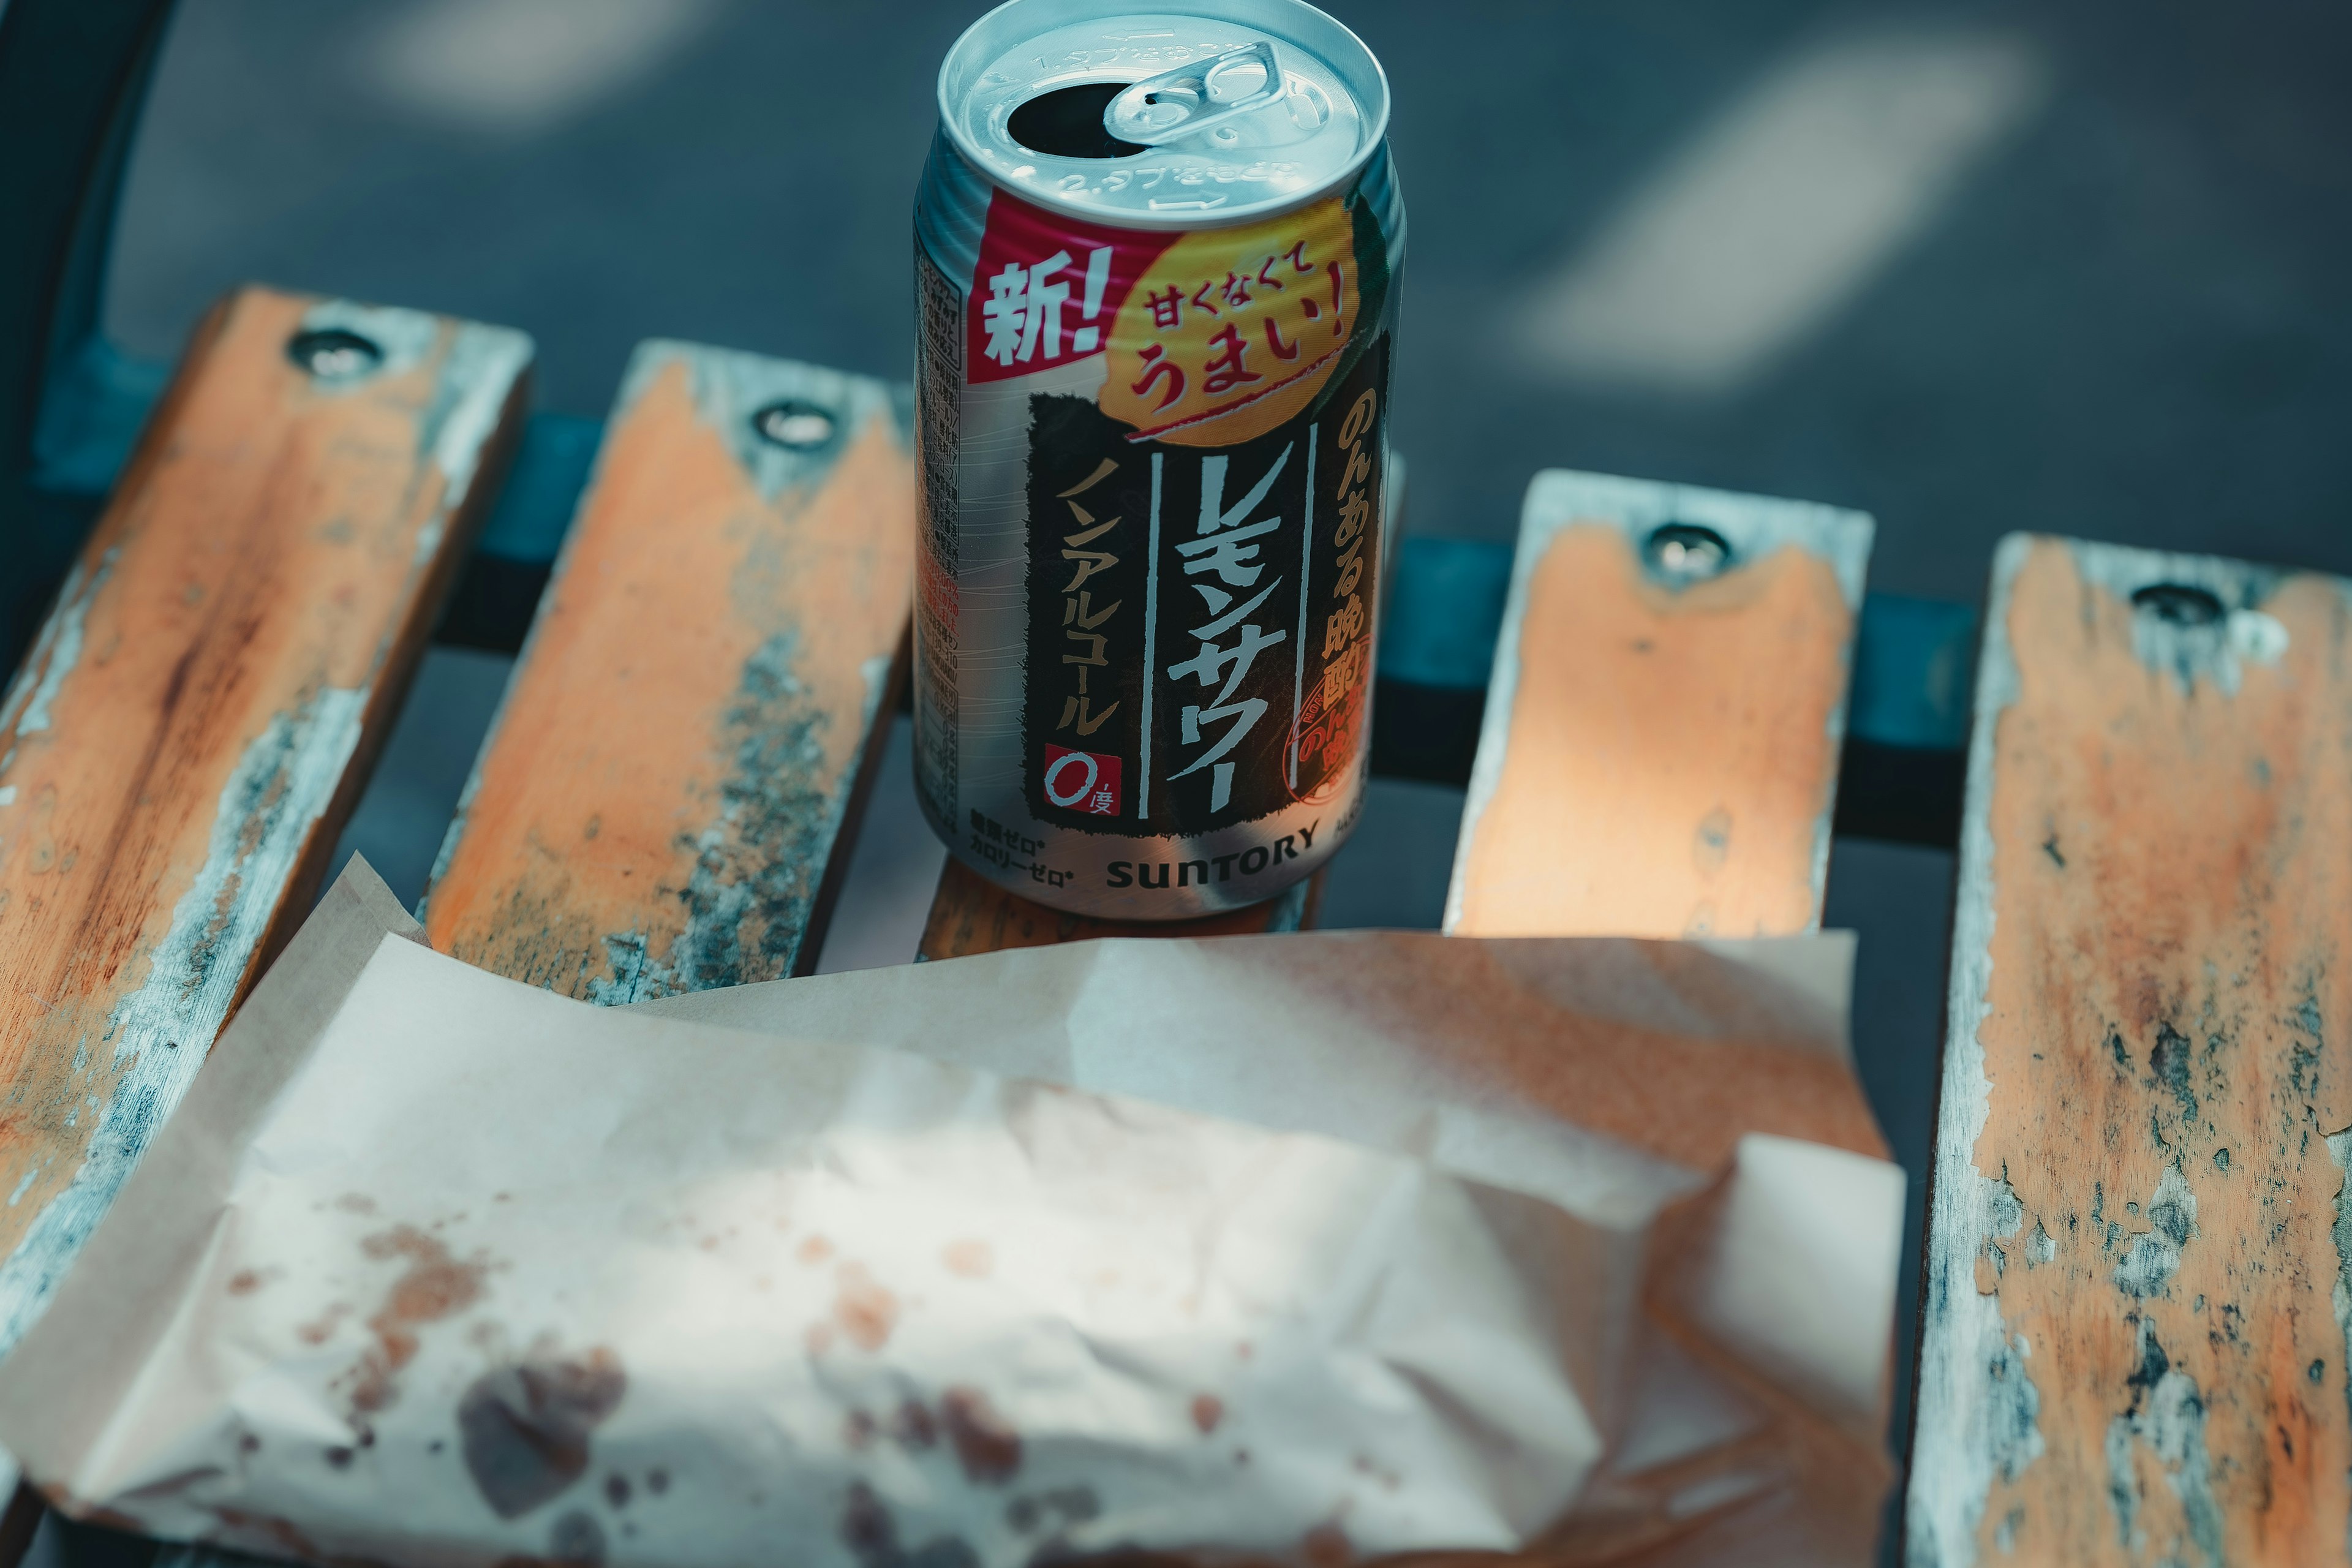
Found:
[0,861,1904,1567]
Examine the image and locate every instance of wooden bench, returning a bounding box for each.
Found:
[12,261,2349,1568]
[0,273,1900,1563]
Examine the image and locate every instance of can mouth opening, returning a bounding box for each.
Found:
[1007,81,1148,160]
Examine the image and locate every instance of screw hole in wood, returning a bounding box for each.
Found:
[1642,522,1732,585]
[2130,582,2225,627]
[286,328,383,382]
[750,401,837,451]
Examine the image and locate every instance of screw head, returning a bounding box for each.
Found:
[751,401,835,450]
[1642,522,1732,584]
[2131,582,2224,627]
[286,327,383,382]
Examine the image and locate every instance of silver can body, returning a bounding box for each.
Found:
[914,0,1404,919]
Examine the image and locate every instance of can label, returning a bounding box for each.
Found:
[1020,351,1385,831]
[916,168,1393,915]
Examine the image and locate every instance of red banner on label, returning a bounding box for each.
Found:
[967,191,1177,385]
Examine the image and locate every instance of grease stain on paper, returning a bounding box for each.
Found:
[458,1345,628,1518]
[840,1482,976,1568]
[344,1224,490,1414]
[833,1262,899,1351]
[941,1240,993,1278]
[941,1385,1022,1485]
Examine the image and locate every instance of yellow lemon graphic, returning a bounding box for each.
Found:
[1098,197,1360,447]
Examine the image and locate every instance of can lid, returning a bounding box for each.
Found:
[939,0,1390,229]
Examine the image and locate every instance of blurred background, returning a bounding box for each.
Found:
[110,0,2352,584]
[28,0,2352,1561]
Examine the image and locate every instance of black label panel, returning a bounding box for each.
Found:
[1022,337,1388,837]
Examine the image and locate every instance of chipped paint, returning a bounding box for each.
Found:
[1912,534,2352,1566]
[1909,533,2039,1568]
[292,301,532,565]
[424,344,915,998]
[418,322,535,551]
[2,551,115,742]
[2064,541,2291,698]
[295,299,438,384]
[0,288,529,1434]
[2333,1128,2352,1561]
[1445,468,1871,939]
[0,687,366,1354]
[586,633,841,1003]
[2102,1321,2223,1564]
[2113,1164,2197,1299]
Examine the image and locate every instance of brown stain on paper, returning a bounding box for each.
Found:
[832,1262,899,1351]
[345,1224,488,1414]
[458,1346,627,1520]
[1452,524,1851,940]
[1968,540,2352,1565]
[941,1239,993,1278]
[940,1385,1023,1485]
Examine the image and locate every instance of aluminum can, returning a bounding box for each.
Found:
[914,0,1402,919]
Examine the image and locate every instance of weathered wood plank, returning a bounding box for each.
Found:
[1908,535,2352,1567]
[1419,473,1891,1565]
[420,343,914,998]
[1445,469,1873,939]
[0,287,529,1354]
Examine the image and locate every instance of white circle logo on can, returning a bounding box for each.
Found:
[1043,750,1099,807]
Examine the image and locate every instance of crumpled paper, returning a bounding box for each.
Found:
[0,859,1904,1567]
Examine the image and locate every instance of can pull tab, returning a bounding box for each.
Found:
[1104,42,1284,146]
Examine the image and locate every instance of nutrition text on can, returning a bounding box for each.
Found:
[914,0,1403,920]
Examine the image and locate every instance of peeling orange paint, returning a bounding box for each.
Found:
[0,288,521,1336]
[1969,540,2352,1565]
[1452,524,1852,940]
[424,353,914,996]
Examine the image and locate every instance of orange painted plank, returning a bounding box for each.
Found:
[421,344,914,999]
[1446,470,1872,939]
[1909,536,2352,1567]
[0,286,529,1351]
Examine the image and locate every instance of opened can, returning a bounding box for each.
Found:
[914,0,1402,919]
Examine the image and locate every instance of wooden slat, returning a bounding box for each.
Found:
[1445,469,1873,939]
[0,286,529,1353]
[1909,535,2352,1566]
[421,342,914,999]
[1422,473,1891,1563]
